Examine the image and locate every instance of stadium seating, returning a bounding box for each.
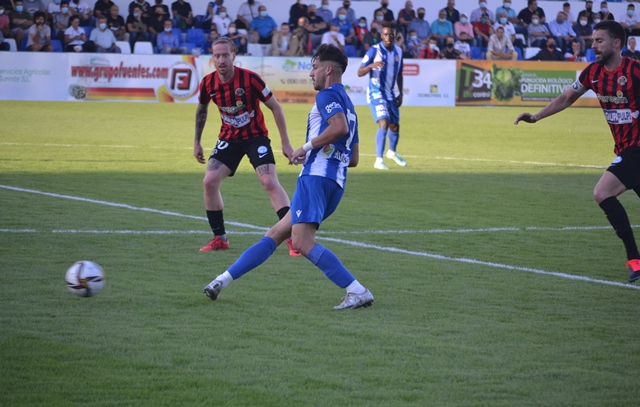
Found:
[524,47,540,60]
[133,41,154,54]
[247,43,263,56]
[345,45,357,57]
[20,38,27,51]
[4,38,17,52]
[50,39,62,52]
[585,48,596,62]
[186,28,205,48]
[116,41,131,54]
[470,46,482,60]
[182,42,196,54]
[515,47,523,60]
[81,26,92,39]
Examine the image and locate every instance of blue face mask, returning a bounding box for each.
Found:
[500,17,507,24]
[358,22,366,28]
[339,14,346,21]
[54,0,61,4]
[133,12,139,17]
[61,7,68,13]
[219,12,226,18]
[460,17,467,23]
[260,11,267,17]
[628,9,635,17]
[164,27,171,32]
[16,5,23,12]
[410,35,417,41]
[376,15,383,22]
[99,22,106,29]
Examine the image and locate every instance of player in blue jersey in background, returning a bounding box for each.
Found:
[358,21,407,170]
[204,44,374,310]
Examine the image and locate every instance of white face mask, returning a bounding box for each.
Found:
[531,18,539,24]
[99,22,106,29]
[428,43,437,50]
[228,27,236,33]
[580,20,587,26]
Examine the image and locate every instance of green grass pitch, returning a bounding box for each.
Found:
[1,101,639,406]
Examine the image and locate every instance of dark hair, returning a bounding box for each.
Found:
[33,10,46,20]
[212,37,237,53]
[312,44,348,73]
[563,2,570,7]
[69,15,80,23]
[381,21,396,31]
[593,20,625,46]
[527,0,536,5]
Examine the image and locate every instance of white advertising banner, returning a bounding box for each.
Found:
[65,54,201,103]
[0,53,68,100]
[401,60,456,107]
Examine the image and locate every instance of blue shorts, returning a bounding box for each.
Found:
[291,175,344,227]
[369,98,400,125]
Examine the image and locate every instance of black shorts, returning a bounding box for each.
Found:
[209,137,276,176]
[606,146,640,189]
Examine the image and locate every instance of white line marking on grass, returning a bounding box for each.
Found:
[322,226,628,235]
[0,229,264,235]
[3,143,604,169]
[0,185,268,232]
[2,184,637,291]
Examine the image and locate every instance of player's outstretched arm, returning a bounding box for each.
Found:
[357,61,383,77]
[514,85,582,125]
[194,103,209,164]
[264,96,294,159]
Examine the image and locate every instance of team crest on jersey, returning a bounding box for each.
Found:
[395,55,399,62]
[235,88,245,96]
[618,76,628,86]
[322,144,335,158]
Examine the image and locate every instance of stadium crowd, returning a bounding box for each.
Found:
[1,0,639,61]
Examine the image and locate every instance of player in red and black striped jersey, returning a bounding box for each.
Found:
[194,38,299,256]
[515,20,640,283]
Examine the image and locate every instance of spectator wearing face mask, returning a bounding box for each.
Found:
[316,0,332,24]
[331,6,355,46]
[454,31,471,57]
[91,15,120,52]
[10,0,33,48]
[472,11,493,48]
[249,5,277,44]
[212,5,230,36]
[420,38,440,59]
[354,16,368,53]
[321,22,344,50]
[338,0,355,27]
[362,20,381,53]
[226,22,248,55]
[598,2,614,23]
[441,35,466,59]
[528,37,563,61]
[517,0,546,26]
[306,4,328,52]
[573,14,593,51]
[527,12,549,48]
[470,0,494,25]
[577,0,595,25]
[404,28,421,58]
[455,13,475,46]
[373,0,394,24]
[620,4,640,37]
[407,6,429,43]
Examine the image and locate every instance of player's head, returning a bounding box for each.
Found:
[211,38,237,76]
[381,21,396,47]
[592,20,625,64]
[310,44,348,91]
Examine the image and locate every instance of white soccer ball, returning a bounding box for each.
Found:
[65,261,105,297]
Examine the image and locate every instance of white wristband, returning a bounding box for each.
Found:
[302,141,314,152]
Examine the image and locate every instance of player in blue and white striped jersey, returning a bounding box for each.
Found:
[204,44,374,310]
[358,21,407,170]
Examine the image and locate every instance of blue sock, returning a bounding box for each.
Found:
[306,243,355,288]
[375,128,387,158]
[388,130,399,152]
[228,236,277,280]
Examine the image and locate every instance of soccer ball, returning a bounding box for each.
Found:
[65,261,105,297]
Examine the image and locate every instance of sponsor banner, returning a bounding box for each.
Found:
[200,56,455,106]
[67,54,200,102]
[456,60,599,107]
[0,53,68,100]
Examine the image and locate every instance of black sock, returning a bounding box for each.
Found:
[276,206,290,220]
[599,196,640,260]
[206,210,225,236]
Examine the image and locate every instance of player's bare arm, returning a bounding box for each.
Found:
[348,143,359,168]
[290,112,349,165]
[514,85,582,125]
[194,103,209,164]
[264,96,293,159]
[395,72,404,107]
[357,61,384,77]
